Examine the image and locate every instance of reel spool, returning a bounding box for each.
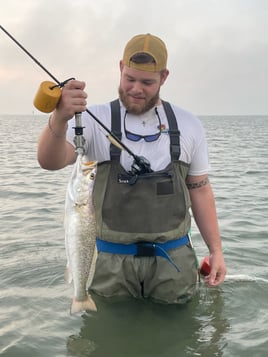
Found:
[33,81,61,113]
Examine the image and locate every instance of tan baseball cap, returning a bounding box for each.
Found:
[122,33,168,72]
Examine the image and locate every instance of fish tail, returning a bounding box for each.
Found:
[70,294,97,315]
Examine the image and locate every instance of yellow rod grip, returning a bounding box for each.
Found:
[33,81,61,113]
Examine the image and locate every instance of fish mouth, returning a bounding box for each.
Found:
[84,161,97,166]
[81,160,97,176]
[81,160,97,169]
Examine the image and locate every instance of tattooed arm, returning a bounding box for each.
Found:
[186,174,226,286]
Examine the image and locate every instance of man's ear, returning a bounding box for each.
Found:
[160,69,169,86]
[119,60,124,72]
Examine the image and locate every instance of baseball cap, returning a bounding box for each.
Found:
[122,33,168,72]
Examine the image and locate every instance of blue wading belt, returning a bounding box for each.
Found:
[96,100,184,272]
[96,236,189,272]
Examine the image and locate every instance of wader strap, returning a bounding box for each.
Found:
[96,235,190,272]
[110,99,122,161]
[161,100,181,161]
[110,99,181,161]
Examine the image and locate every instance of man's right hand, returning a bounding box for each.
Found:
[55,79,88,122]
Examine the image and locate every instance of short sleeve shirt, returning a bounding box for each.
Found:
[66,102,210,176]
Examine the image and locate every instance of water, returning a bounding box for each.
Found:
[0,114,267,357]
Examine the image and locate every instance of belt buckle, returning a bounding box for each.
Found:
[136,242,156,257]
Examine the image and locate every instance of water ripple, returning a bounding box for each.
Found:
[0,115,268,356]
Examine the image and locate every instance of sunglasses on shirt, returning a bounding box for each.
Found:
[124,107,162,142]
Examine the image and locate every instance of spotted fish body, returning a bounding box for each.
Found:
[64,154,97,314]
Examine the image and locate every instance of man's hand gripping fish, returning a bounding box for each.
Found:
[64,154,97,314]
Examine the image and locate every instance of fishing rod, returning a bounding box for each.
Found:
[0,24,153,174]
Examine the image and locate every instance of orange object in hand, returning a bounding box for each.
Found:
[200,256,211,276]
[33,81,61,113]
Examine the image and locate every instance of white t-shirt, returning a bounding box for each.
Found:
[66,101,210,176]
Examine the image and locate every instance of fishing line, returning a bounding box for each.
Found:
[0,24,152,174]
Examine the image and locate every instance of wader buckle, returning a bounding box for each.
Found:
[136,242,156,257]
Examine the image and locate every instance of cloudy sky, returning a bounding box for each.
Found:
[1,0,267,115]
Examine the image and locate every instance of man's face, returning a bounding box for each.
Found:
[118,63,169,115]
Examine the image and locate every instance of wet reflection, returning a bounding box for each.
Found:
[67,285,229,357]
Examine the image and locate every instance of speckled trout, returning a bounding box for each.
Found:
[64,154,97,314]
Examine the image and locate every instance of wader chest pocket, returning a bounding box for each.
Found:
[157,181,173,195]
[117,172,174,192]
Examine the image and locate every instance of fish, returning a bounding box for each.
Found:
[64,153,98,314]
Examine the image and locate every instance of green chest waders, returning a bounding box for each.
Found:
[93,100,192,243]
[90,100,198,303]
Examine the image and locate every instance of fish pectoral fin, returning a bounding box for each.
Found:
[70,295,97,315]
[64,267,73,284]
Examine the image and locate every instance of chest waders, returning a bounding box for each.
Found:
[93,99,192,248]
[91,100,198,303]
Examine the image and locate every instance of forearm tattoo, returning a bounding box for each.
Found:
[186,178,210,190]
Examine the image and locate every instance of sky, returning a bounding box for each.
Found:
[1,0,268,115]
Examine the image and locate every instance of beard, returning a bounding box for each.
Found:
[118,86,160,115]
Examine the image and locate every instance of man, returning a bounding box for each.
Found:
[38,33,226,304]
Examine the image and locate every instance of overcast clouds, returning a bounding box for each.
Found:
[1,0,267,115]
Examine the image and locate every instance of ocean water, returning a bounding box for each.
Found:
[0,114,267,357]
